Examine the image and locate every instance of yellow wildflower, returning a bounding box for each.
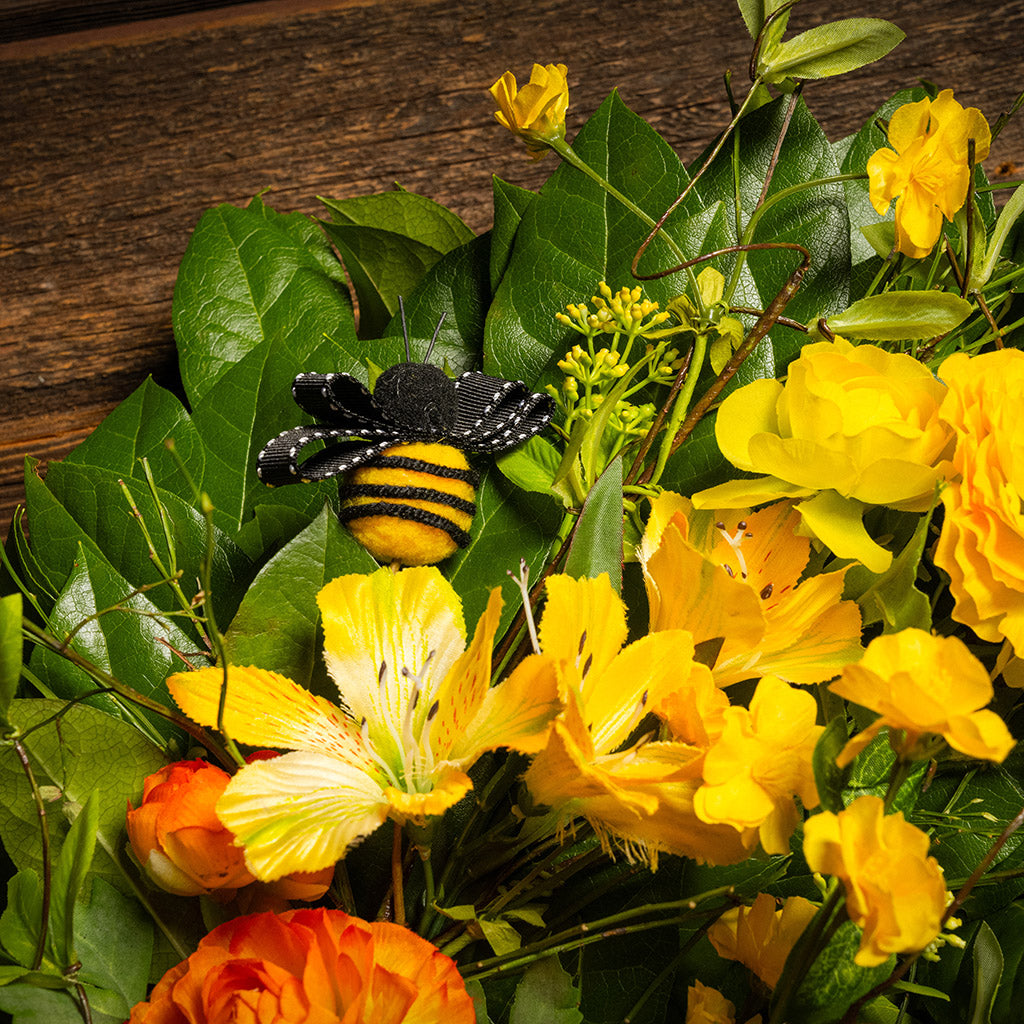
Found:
[692,338,955,572]
[831,628,1015,766]
[707,892,818,989]
[933,349,1024,655]
[488,62,568,158]
[868,90,991,258]
[685,981,737,1024]
[522,573,750,867]
[695,676,822,855]
[641,493,862,686]
[803,796,946,967]
[168,567,560,880]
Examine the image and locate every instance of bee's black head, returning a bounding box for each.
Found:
[373,361,458,434]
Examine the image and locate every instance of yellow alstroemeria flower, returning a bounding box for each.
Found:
[641,493,863,687]
[707,892,818,990]
[868,89,991,258]
[803,796,946,967]
[685,981,738,1024]
[694,676,822,855]
[489,62,568,159]
[168,566,560,880]
[522,573,750,867]
[831,628,1015,766]
[692,338,954,572]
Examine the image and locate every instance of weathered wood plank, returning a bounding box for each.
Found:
[2,0,1022,535]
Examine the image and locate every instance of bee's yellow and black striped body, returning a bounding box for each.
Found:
[339,442,479,566]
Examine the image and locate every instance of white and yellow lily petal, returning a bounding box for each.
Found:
[168,566,561,880]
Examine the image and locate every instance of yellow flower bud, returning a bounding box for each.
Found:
[488,63,569,160]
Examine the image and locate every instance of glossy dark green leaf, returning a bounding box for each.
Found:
[445,471,558,635]
[74,877,153,1019]
[490,176,536,293]
[0,985,102,1024]
[381,234,492,375]
[485,91,702,388]
[224,504,376,697]
[970,921,1003,1024]
[0,700,167,898]
[320,191,472,338]
[0,592,22,720]
[29,545,193,746]
[564,457,623,592]
[173,197,356,407]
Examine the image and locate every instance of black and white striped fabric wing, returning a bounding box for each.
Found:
[451,372,555,452]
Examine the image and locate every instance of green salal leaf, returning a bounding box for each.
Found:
[564,457,623,593]
[787,921,895,1023]
[490,177,536,293]
[28,544,193,747]
[0,592,22,720]
[485,90,706,388]
[0,699,167,898]
[509,957,582,1024]
[320,190,473,338]
[824,290,973,340]
[381,233,493,375]
[761,18,904,82]
[0,870,43,968]
[445,470,559,635]
[0,984,111,1024]
[224,504,376,698]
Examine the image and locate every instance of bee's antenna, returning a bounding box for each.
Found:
[425,312,447,363]
[399,296,412,362]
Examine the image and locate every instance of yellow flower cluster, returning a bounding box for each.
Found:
[868,90,991,258]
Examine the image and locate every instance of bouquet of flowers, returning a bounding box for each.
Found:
[2,1,1024,1021]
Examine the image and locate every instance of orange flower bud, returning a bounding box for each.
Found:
[126,759,255,897]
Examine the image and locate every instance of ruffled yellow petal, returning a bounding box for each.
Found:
[168,666,371,767]
[216,751,389,880]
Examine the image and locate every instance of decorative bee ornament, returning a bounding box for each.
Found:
[257,310,554,566]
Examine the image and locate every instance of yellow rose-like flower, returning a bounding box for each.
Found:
[695,676,822,855]
[868,90,991,258]
[641,493,862,687]
[685,981,737,1024]
[707,893,818,990]
[692,338,955,573]
[488,62,568,158]
[803,796,946,967]
[831,628,1015,766]
[933,348,1024,655]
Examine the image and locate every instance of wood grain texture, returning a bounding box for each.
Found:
[2,0,1023,536]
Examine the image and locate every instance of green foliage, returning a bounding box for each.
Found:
[0,592,22,720]
[510,958,582,1024]
[563,457,623,592]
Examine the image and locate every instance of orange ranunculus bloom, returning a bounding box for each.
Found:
[694,676,822,855]
[803,796,946,967]
[691,338,954,573]
[641,494,862,687]
[868,90,991,258]
[488,62,569,159]
[830,628,1015,766]
[126,759,256,897]
[933,348,1024,656]
[129,907,475,1024]
[707,892,818,990]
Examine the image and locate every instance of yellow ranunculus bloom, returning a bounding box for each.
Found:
[685,981,737,1024]
[694,676,822,855]
[692,338,955,572]
[868,89,991,258]
[488,62,568,159]
[803,796,946,967]
[707,892,818,990]
[831,628,1015,766]
[522,573,751,867]
[641,493,862,686]
[933,349,1024,655]
[168,567,561,880]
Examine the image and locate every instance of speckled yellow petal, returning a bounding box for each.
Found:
[540,575,628,681]
[168,666,370,767]
[216,750,389,880]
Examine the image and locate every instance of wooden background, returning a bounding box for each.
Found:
[2,0,1023,537]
